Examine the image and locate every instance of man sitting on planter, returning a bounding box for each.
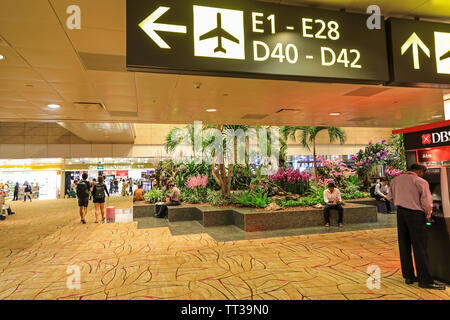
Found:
[156,183,181,218]
[323,182,344,228]
[374,177,392,213]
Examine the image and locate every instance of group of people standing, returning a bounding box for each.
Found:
[76,173,110,224]
[109,178,135,196]
[10,182,36,202]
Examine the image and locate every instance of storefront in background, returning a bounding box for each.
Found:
[287,155,356,171]
[0,167,61,200]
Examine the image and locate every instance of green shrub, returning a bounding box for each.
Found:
[180,187,208,204]
[279,197,322,208]
[251,190,270,208]
[206,190,229,206]
[231,190,270,208]
[231,190,253,206]
[144,189,167,203]
[341,191,369,200]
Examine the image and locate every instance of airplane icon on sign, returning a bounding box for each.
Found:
[199,13,240,54]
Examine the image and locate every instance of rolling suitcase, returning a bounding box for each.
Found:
[106,206,115,223]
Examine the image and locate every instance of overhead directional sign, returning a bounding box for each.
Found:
[139,6,188,49]
[401,32,430,70]
[387,18,450,88]
[127,0,390,84]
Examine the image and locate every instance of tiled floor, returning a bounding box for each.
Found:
[0,198,448,300]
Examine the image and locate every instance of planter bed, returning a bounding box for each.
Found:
[346,198,397,213]
[133,202,378,232]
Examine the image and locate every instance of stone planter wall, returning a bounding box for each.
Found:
[134,202,378,232]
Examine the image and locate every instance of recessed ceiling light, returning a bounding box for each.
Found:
[0,54,5,60]
[48,104,61,109]
[432,115,443,119]
[329,112,341,116]
[206,109,217,113]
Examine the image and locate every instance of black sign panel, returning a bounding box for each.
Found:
[127,0,389,84]
[387,18,450,88]
[404,126,450,151]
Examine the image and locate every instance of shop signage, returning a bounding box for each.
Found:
[387,18,450,88]
[418,146,450,163]
[116,170,129,178]
[127,0,389,83]
[404,126,450,150]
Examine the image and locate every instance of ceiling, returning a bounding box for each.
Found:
[57,122,136,143]
[0,0,448,131]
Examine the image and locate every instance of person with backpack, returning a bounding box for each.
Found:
[13,182,19,201]
[156,183,181,218]
[76,173,91,224]
[23,182,32,202]
[92,176,110,223]
[114,179,119,194]
[372,177,392,213]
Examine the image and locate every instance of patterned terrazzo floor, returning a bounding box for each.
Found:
[0,198,448,300]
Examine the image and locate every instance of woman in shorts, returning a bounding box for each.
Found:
[92,176,110,223]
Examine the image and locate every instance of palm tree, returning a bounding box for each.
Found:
[165,124,286,196]
[281,126,347,184]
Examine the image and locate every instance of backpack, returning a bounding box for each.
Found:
[94,184,105,199]
[155,203,167,219]
[77,181,90,198]
[25,185,31,192]
[370,184,379,198]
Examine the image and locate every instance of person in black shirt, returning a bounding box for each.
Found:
[92,176,110,223]
[23,182,32,202]
[13,182,19,201]
[76,173,91,224]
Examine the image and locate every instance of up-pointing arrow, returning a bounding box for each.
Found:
[401,32,431,70]
[139,6,187,49]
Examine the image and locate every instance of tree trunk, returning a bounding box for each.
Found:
[210,125,233,197]
[313,140,318,186]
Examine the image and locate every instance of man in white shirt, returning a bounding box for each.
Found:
[374,177,392,213]
[323,182,344,228]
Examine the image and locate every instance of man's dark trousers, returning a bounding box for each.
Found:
[396,206,433,284]
[324,204,344,224]
[376,195,392,212]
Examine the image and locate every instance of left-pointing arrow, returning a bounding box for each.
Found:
[139,6,187,49]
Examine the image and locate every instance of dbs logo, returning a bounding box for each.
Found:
[422,134,432,145]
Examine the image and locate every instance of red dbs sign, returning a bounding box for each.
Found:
[422,134,432,145]
[418,147,450,163]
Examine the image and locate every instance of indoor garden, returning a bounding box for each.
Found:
[143,126,406,211]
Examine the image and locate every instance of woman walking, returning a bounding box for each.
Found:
[23,182,32,202]
[121,179,128,197]
[92,176,110,223]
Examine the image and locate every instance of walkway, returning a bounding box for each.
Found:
[0,198,448,300]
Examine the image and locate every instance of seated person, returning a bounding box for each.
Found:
[133,184,145,203]
[167,183,181,206]
[374,177,392,213]
[323,182,344,228]
[0,189,14,220]
[157,183,181,218]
